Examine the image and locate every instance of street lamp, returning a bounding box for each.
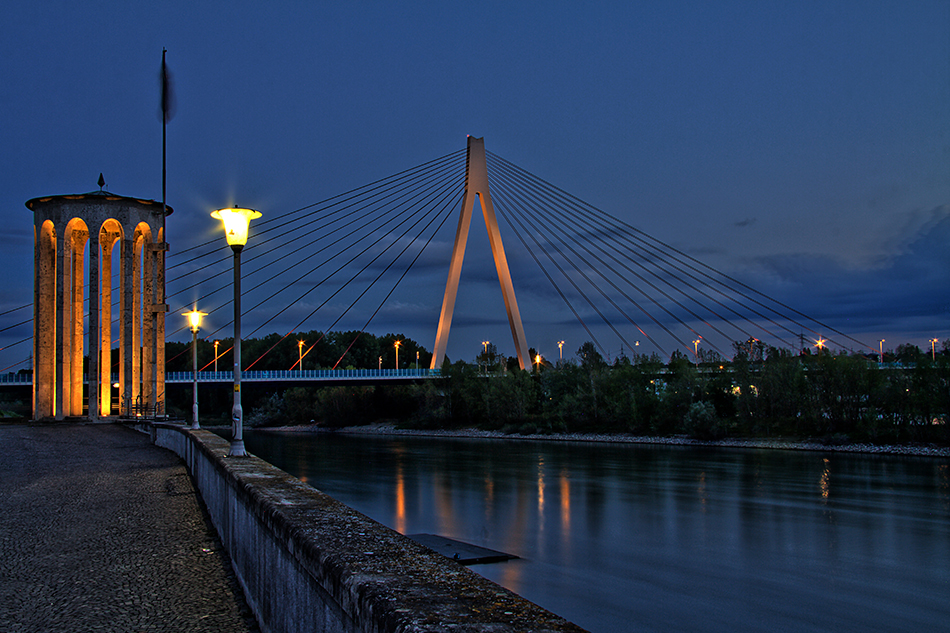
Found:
[535,353,542,373]
[930,338,938,361]
[816,337,826,357]
[558,340,564,363]
[693,337,702,359]
[378,355,382,371]
[416,350,419,371]
[211,205,262,457]
[879,339,885,364]
[394,340,402,370]
[182,308,206,429]
[213,340,220,373]
[298,339,305,373]
[482,340,490,373]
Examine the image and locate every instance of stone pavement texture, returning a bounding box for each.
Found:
[0,423,259,633]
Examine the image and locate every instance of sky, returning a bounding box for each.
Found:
[1,1,948,370]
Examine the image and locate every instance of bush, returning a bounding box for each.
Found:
[683,401,726,440]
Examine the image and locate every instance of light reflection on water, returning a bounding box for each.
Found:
[243,431,950,633]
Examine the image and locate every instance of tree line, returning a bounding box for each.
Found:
[165,334,950,446]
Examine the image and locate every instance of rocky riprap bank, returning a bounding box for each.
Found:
[267,423,950,458]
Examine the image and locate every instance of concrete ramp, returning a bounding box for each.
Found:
[407,533,519,565]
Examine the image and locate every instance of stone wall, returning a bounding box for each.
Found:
[149,423,586,633]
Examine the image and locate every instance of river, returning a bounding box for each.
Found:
[242,431,949,632]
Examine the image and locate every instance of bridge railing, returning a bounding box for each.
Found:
[1,368,442,385]
[164,367,442,383]
[0,373,33,385]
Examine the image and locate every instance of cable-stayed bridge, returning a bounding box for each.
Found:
[2,136,868,386]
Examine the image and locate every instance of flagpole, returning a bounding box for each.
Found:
[159,48,169,419]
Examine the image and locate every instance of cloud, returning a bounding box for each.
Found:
[744,208,950,337]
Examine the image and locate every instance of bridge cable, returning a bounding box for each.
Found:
[488,151,866,353]
[488,154,766,357]
[491,175,675,358]
[331,191,462,369]
[249,179,464,370]
[165,151,466,307]
[489,157,718,357]
[164,152,466,345]
[488,152,776,352]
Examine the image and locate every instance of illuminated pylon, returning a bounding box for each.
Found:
[431,136,530,370]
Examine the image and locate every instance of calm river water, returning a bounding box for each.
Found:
[243,431,949,632]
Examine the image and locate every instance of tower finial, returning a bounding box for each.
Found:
[97,173,106,192]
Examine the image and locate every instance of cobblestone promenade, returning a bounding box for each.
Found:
[0,423,258,632]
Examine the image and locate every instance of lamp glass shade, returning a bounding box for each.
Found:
[182,309,207,332]
[211,207,262,247]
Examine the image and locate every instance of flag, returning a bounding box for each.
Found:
[159,48,176,123]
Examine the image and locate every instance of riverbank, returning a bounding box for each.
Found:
[258,422,950,457]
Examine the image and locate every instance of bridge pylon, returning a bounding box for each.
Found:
[431,137,531,370]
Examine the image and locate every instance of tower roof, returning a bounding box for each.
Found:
[25,190,173,215]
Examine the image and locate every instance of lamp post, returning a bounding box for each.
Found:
[879,339,885,364]
[394,340,402,370]
[298,339,305,373]
[557,340,564,364]
[693,337,702,359]
[930,338,938,361]
[182,308,206,429]
[211,206,262,457]
[378,355,382,371]
[535,353,542,373]
[213,340,220,373]
[416,350,419,371]
[816,337,826,357]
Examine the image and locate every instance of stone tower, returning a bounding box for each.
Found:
[26,184,170,420]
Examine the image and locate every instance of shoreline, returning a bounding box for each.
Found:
[256,422,950,458]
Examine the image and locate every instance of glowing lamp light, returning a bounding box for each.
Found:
[182,309,207,333]
[211,206,262,248]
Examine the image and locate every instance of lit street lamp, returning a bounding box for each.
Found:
[693,337,702,359]
[930,338,938,361]
[213,340,220,373]
[211,205,262,457]
[879,339,885,364]
[557,340,564,363]
[378,355,382,371]
[815,337,826,357]
[416,350,419,370]
[182,308,206,429]
[394,340,402,370]
[535,353,542,373]
[298,339,305,373]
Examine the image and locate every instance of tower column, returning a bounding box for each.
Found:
[87,230,100,421]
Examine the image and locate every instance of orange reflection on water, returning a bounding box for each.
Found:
[537,457,545,514]
[560,471,571,533]
[697,471,707,512]
[395,463,406,534]
[820,458,831,500]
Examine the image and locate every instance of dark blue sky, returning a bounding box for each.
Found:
[2,1,948,369]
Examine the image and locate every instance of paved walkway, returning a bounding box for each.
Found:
[0,423,258,633]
